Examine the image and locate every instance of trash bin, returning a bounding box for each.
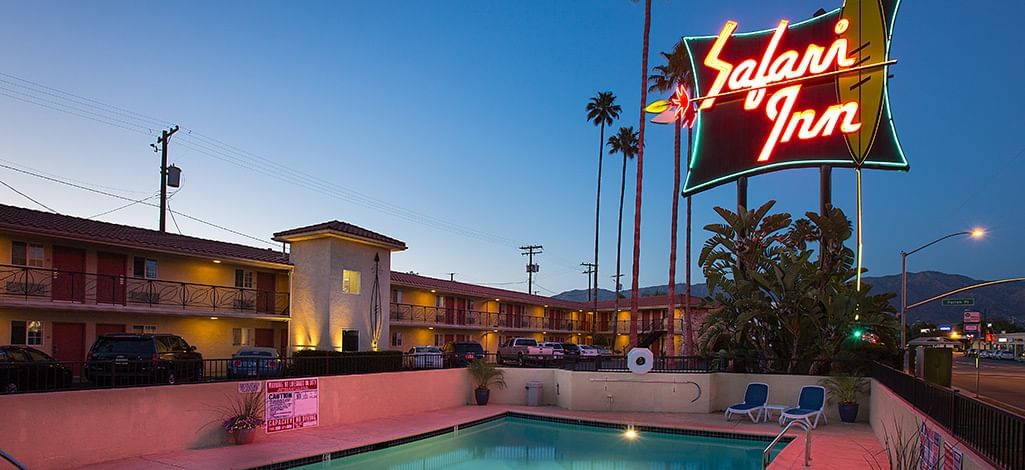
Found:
[526,381,543,406]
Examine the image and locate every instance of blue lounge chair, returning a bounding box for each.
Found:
[724,382,768,423]
[779,385,827,428]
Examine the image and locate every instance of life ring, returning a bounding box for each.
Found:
[627,348,654,374]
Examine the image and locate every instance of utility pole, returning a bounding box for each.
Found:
[520,245,543,295]
[447,272,456,282]
[581,263,596,301]
[152,125,180,232]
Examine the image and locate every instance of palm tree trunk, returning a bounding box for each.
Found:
[684,125,694,355]
[629,0,652,350]
[613,150,628,348]
[666,118,681,358]
[593,122,605,344]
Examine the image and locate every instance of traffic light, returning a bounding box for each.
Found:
[851,328,865,340]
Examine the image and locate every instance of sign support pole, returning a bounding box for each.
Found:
[736,176,747,212]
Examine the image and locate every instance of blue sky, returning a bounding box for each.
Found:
[0,0,1022,296]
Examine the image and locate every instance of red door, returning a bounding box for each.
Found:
[52,322,86,376]
[255,328,274,347]
[96,252,126,305]
[444,297,455,325]
[455,298,467,325]
[52,246,86,302]
[95,323,125,338]
[256,272,276,313]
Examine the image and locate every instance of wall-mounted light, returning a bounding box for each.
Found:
[212,260,222,264]
[430,289,436,293]
[210,317,219,320]
[428,327,434,330]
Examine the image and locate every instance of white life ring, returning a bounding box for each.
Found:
[627,348,654,374]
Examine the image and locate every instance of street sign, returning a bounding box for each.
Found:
[964,323,979,332]
[964,311,982,323]
[942,299,975,307]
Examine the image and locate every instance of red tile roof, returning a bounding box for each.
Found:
[0,204,290,266]
[390,271,581,309]
[273,221,406,250]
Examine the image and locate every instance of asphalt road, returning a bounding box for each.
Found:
[951,355,1025,415]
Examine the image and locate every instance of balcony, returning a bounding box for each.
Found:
[389,303,587,332]
[0,264,289,317]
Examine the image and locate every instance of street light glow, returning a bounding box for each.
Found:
[970,228,985,239]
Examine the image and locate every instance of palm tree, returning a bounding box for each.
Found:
[586,91,621,341]
[629,0,652,350]
[607,126,639,345]
[648,40,692,357]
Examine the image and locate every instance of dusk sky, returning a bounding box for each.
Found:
[0,0,1022,296]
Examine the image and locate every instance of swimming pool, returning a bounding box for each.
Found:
[282,413,789,469]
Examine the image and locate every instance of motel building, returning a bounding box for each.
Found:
[0,203,707,365]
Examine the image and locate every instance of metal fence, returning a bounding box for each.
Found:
[871,362,1022,470]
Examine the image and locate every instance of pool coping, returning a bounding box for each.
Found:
[247,410,791,470]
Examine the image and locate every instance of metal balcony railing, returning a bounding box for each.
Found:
[390,303,590,332]
[0,264,289,316]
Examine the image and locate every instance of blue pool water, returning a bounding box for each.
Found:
[298,416,788,469]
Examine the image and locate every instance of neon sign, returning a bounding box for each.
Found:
[678,0,907,196]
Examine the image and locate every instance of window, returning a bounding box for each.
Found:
[232,327,253,346]
[234,269,254,289]
[341,329,359,352]
[11,242,43,267]
[27,321,42,345]
[391,289,403,304]
[435,295,444,308]
[133,257,158,279]
[131,325,156,335]
[391,331,402,347]
[342,270,361,294]
[10,321,26,345]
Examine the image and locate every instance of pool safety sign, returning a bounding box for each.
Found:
[266,378,319,434]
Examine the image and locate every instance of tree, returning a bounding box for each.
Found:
[585,91,621,340]
[698,201,898,374]
[607,126,638,344]
[648,40,693,357]
[629,0,653,349]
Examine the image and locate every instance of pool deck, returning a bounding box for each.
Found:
[81,405,884,469]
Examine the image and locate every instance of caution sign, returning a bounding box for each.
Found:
[265,378,319,434]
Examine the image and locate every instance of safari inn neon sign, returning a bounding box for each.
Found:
[676,0,908,196]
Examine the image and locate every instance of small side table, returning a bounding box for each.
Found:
[761,404,788,423]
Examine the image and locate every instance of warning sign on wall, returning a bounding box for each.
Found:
[265,378,319,434]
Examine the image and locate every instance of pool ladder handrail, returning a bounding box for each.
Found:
[0,447,27,470]
[761,419,812,469]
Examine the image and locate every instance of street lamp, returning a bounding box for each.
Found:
[901,228,984,372]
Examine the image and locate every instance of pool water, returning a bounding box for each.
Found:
[300,416,788,469]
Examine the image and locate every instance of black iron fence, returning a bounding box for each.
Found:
[871,362,1021,470]
[0,264,289,315]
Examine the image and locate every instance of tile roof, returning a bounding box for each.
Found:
[390,271,580,309]
[273,221,406,250]
[0,204,290,266]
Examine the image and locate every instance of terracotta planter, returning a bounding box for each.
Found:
[838,403,859,423]
[474,388,490,406]
[231,428,257,445]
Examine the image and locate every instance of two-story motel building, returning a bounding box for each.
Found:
[0,203,706,368]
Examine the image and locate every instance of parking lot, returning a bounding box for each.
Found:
[951,354,1025,415]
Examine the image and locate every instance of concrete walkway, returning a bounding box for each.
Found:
[82,405,883,469]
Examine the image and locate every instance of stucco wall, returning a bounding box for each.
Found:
[0,368,470,470]
[714,373,865,423]
[869,380,996,470]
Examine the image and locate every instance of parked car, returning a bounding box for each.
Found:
[964,348,977,358]
[559,343,581,357]
[497,338,554,366]
[595,345,614,356]
[0,346,73,393]
[576,344,601,358]
[440,341,485,367]
[85,334,203,385]
[997,350,1016,361]
[405,346,444,369]
[228,346,284,378]
[979,350,992,359]
[540,342,566,359]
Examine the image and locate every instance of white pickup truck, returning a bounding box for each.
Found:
[497,338,554,366]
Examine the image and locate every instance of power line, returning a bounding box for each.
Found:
[89,191,160,218]
[0,178,58,213]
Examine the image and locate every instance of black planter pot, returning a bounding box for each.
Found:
[838,403,859,423]
[475,388,491,406]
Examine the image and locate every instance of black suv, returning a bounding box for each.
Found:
[0,346,73,393]
[441,341,486,367]
[560,343,581,356]
[85,334,203,385]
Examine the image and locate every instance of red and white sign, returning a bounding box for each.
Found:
[265,378,319,434]
[964,324,979,332]
[963,311,981,323]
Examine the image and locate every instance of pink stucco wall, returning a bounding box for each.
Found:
[0,369,471,470]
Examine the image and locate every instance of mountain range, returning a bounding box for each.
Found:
[554,271,1025,325]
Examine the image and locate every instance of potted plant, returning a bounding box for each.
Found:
[220,390,265,445]
[467,359,506,405]
[819,374,869,423]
